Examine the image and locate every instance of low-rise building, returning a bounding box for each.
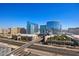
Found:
[68,28,79,35]
[0,29,3,34]
[11,27,26,35]
[0,28,26,38]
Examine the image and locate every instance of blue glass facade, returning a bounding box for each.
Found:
[47,21,61,34]
[40,25,47,34]
[27,21,38,34]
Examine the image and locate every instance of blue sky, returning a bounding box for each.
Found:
[0,3,79,29]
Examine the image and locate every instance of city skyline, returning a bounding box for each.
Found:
[0,3,79,29]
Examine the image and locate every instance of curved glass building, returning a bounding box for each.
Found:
[47,21,61,34]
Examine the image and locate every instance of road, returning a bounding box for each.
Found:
[6,36,42,56]
[28,48,62,56]
[0,37,79,56]
[0,42,62,56]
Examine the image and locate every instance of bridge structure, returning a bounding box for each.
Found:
[0,37,79,56]
[0,34,79,56]
[6,35,42,56]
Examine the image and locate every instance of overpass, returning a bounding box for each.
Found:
[0,37,79,56]
[6,35,42,56]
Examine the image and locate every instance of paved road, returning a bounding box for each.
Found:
[6,36,42,56]
[28,48,62,56]
[0,37,79,56]
[0,43,62,56]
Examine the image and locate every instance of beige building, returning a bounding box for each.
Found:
[0,28,26,38]
[0,29,3,34]
[0,28,9,34]
[11,27,26,35]
[3,29,8,34]
[0,28,10,37]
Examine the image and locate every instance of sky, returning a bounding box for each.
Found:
[0,3,79,29]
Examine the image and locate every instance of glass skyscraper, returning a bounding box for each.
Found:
[47,21,61,34]
[27,21,38,34]
[40,25,47,34]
